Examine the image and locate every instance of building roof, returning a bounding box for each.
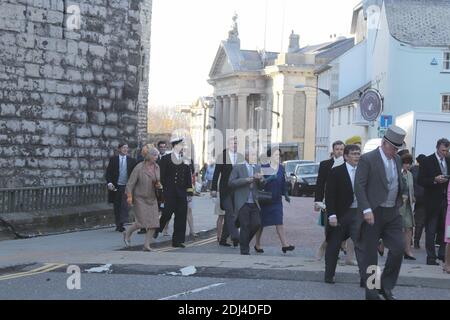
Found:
[329,82,372,110]
[385,0,450,47]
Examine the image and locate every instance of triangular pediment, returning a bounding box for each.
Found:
[209,42,242,79]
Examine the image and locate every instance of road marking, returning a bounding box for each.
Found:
[155,236,217,252]
[0,263,67,281]
[158,282,225,300]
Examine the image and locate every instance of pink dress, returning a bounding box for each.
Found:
[446,183,450,244]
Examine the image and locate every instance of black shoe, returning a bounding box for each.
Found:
[379,288,397,300]
[427,259,439,265]
[360,278,365,288]
[172,243,186,248]
[254,246,264,253]
[324,277,335,284]
[404,254,416,260]
[282,245,295,253]
[233,239,239,247]
[138,228,146,234]
[219,241,231,247]
[413,240,420,249]
[153,231,159,239]
[438,256,446,263]
[117,226,125,232]
[241,252,250,255]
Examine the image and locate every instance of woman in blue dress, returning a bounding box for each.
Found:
[254,148,295,254]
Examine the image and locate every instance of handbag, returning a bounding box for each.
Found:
[154,180,164,209]
[256,190,273,206]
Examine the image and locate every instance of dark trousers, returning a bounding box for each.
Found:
[325,208,364,280]
[159,195,188,245]
[425,198,447,261]
[360,207,404,298]
[237,203,261,254]
[220,195,240,243]
[113,185,129,227]
[414,201,426,243]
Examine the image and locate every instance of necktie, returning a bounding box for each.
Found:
[386,159,393,185]
[439,159,446,175]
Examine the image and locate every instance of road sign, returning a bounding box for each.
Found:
[380,115,393,128]
[360,89,383,122]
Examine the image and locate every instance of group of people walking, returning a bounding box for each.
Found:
[211,137,294,255]
[315,126,450,300]
[105,138,195,251]
[104,126,450,300]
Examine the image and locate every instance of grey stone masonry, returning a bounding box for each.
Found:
[0,0,152,188]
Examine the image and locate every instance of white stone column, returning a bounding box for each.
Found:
[223,95,230,131]
[215,96,223,133]
[304,90,317,161]
[237,94,248,130]
[229,94,236,130]
[281,91,295,143]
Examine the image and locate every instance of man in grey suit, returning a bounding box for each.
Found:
[228,150,264,255]
[354,125,406,300]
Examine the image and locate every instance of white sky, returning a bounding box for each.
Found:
[148,0,359,107]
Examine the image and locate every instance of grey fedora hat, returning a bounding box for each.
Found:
[383,125,406,148]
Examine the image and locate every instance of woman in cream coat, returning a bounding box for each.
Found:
[124,145,161,251]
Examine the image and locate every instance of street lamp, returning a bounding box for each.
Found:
[295,84,331,97]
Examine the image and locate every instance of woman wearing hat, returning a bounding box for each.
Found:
[123,145,161,251]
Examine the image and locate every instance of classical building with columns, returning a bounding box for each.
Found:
[208,15,354,160]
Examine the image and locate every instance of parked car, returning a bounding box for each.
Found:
[283,160,314,195]
[290,163,319,197]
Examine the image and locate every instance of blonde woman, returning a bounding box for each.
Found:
[124,145,161,251]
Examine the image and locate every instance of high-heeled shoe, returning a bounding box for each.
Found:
[443,268,450,274]
[282,245,295,253]
[404,253,416,260]
[254,246,264,253]
[143,246,152,252]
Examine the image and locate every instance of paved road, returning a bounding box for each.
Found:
[1,263,450,300]
[0,195,449,300]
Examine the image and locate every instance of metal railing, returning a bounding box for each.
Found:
[0,183,108,214]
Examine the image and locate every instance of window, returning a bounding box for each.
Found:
[444,52,450,71]
[443,95,450,112]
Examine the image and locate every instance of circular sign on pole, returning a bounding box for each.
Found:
[359,89,383,122]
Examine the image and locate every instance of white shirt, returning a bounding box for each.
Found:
[228,151,237,165]
[329,162,358,221]
[435,152,448,174]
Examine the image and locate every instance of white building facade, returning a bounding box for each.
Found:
[316,0,450,161]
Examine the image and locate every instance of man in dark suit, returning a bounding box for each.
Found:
[314,140,345,258]
[418,138,450,265]
[105,143,137,232]
[228,150,264,255]
[324,144,364,285]
[157,140,167,163]
[355,125,406,300]
[211,136,241,247]
[154,137,193,248]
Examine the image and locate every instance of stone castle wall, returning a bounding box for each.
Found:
[0,0,152,188]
